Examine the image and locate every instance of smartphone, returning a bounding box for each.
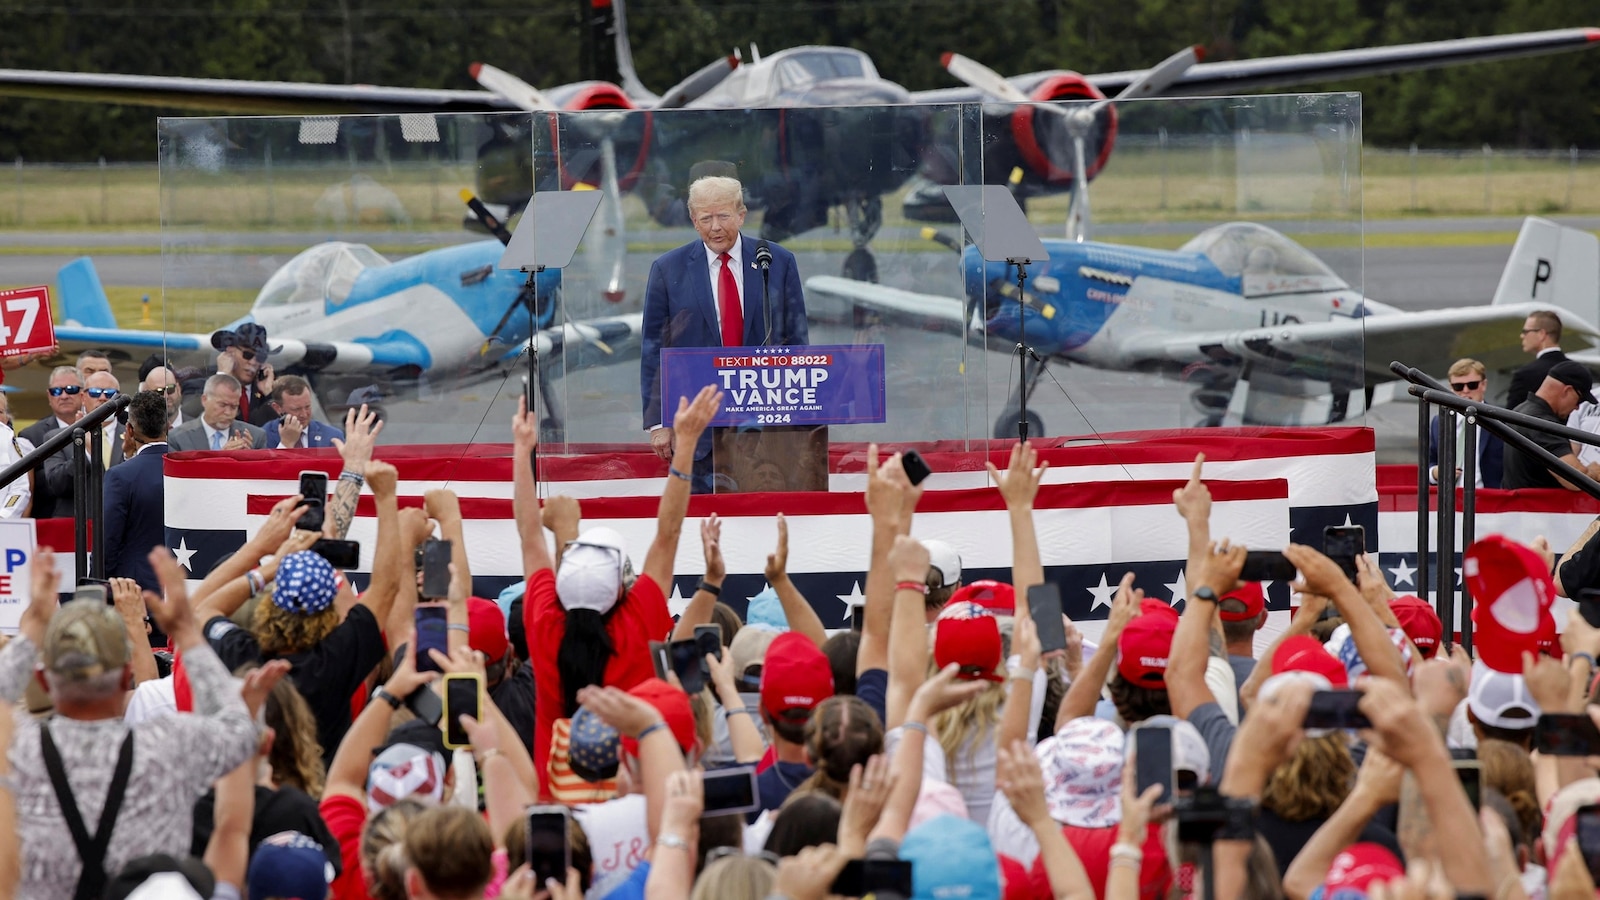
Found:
[441,672,483,750]
[72,581,108,605]
[415,606,449,673]
[421,539,453,599]
[850,602,864,632]
[1027,583,1068,655]
[1535,713,1600,756]
[1454,759,1481,810]
[649,640,670,680]
[297,471,329,532]
[830,859,915,897]
[405,683,443,727]
[525,806,572,889]
[1302,690,1373,730]
[1240,551,1297,583]
[701,765,761,816]
[1323,525,1365,584]
[1579,589,1600,629]
[523,375,535,419]
[901,449,931,486]
[1134,725,1174,804]
[694,624,722,679]
[1578,805,1600,880]
[310,538,360,570]
[669,639,707,695]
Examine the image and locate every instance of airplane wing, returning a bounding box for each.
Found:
[52,325,436,373]
[804,276,970,333]
[1113,302,1600,386]
[508,312,645,370]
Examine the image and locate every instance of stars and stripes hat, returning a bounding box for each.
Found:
[273,551,338,616]
[247,831,335,900]
[1037,717,1124,828]
[366,743,446,812]
[567,706,621,783]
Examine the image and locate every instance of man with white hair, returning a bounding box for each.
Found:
[639,174,809,491]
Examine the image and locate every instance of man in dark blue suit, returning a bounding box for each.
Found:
[102,390,170,591]
[262,375,346,449]
[640,175,808,491]
[1428,358,1505,488]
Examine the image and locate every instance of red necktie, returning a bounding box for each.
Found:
[718,252,743,347]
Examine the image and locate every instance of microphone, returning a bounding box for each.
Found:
[754,241,773,270]
[758,240,774,345]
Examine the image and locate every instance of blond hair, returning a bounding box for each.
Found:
[688,855,774,900]
[687,176,745,216]
[930,654,1006,784]
[1448,358,1486,379]
[253,600,339,656]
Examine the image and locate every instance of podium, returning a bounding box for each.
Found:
[660,343,887,493]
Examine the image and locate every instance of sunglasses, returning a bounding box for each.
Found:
[47,385,82,397]
[156,384,178,395]
[706,847,779,867]
[1450,380,1482,392]
[86,388,118,399]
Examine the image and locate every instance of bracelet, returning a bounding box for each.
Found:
[1008,666,1037,683]
[901,721,929,737]
[636,721,668,743]
[372,686,402,710]
[245,569,266,595]
[656,834,690,852]
[1109,843,1144,863]
[447,623,471,634]
[697,579,722,597]
[1573,652,1597,671]
[895,580,930,595]
[339,470,365,487]
[478,747,503,763]
[1110,857,1142,872]
[668,466,692,482]
[726,706,754,718]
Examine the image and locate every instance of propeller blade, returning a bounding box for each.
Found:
[610,0,659,104]
[459,189,513,245]
[656,53,741,109]
[1066,133,1091,242]
[586,137,628,303]
[941,52,1030,103]
[468,62,552,112]
[1093,45,1204,115]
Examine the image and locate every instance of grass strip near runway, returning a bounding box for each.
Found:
[0,285,257,333]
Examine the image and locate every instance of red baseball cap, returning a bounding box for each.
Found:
[1322,843,1405,894]
[1467,535,1556,673]
[934,606,1004,683]
[1388,595,1442,659]
[1217,582,1266,623]
[617,678,697,757]
[1115,599,1179,688]
[950,580,1015,615]
[760,632,834,721]
[1272,635,1349,688]
[466,598,509,664]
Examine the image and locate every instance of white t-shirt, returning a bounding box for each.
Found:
[573,793,649,900]
[122,676,177,725]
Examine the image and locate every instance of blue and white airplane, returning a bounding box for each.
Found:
[807,216,1600,432]
[48,238,642,421]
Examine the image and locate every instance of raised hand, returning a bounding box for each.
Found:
[22,546,60,646]
[577,684,664,739]
[765,513,790,583]
[334,404,383,470]
[670,385,723,445]
[398,507,436,549]
[887,534,930,585]
[838,755,896,852]
[996,739,1053,827]
[145,547,200,642]
[1284,544,1359,604]
[1195,541,1248,595]
[1103,573,1142,644]
[240,659,292,718]
[700,514,724,583]
[987,440,1049,510]
[906,663,990,722]
[1172,453,1211,524]
[362,460,398,500]
[512,395,539,450]
[543,496,581,545]
[251,495,306,553]
[423,487,462,524]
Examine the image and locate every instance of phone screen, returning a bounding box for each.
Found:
[421,539,453,599]
[669,639,707,695]
[694,625,722,672]
[701,765,760,815]
[415,607,449,673]
[1239,551,1297,583]
[525,807,572,888]
[1134,726,1174,803]
[1303,690,1373,730]
[297,471,329,532]
[830,859,914,897]
[1454,761,1481,810]
[443,675,480,748]
[1027,583,1068,654]
[1578,806,1600,880]
[1535,713,1600,756]
[310,538,360,570]
[900,449,931,486]
[1323,526,1365,584]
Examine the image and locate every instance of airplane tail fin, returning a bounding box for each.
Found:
[1491,216,1600,329]
[57,257,117,329]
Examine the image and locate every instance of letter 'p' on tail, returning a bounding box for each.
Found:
[1492,216,1600,331]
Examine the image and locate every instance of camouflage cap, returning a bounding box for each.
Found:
[43,599,131,680]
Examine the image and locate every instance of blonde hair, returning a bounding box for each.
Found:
[362,799,427,900]
[1478,739,1541,843]
[1448,358,1486,379]
[403,806,494,900]
[687,176,745,215]
[259,666,326,797]
[1260,734,1355,820]
[254,600,339,656]
[688,855,774,900]
[930,655,1006,784]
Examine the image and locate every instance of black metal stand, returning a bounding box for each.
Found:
[1416,395,1430,603]
[1008,256,1035,442]
[1462,414,1478,656]
[1437,408,1456,649]
[519,264,544,492]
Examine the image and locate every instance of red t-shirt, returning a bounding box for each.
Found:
[526,568,673,800]
[1028,822,1171,899]
[320,793,369,900]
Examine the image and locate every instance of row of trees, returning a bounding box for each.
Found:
[0,0,1595,161]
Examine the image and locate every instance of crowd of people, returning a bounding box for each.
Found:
[0,375,1597,900]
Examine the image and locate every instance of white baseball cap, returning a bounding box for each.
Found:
[924,539,962,589]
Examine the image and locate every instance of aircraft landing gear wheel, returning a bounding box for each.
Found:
[842,248,878,283]
[993,409,1045,440]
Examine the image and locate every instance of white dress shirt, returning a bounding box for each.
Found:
[703,238,744,334]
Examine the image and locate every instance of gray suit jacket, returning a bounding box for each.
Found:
[168,418,267,452]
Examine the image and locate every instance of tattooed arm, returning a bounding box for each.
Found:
[328,405,383,539]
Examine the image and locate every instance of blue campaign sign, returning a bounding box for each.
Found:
[662,344,886,427]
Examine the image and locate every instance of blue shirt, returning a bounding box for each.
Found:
[600,860,650,900]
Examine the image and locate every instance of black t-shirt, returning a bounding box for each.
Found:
[1255,807,1403,879]
[204,604,387,766]
[190,784,342,876]
[490,661,536,758]
[1501,397,1574,490]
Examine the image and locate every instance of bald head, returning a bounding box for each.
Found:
[140,366,181,423]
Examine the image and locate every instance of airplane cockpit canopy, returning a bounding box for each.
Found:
[700,47,879,107]
[255,242,390,309]
[1180,223,1350,297]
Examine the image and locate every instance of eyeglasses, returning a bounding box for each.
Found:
[1450,380,1482,392]
[706,847,780,867]
[85,388,118,399]
[155,384,178,396]
[47,385,82,397]
[1521,328,1545,335]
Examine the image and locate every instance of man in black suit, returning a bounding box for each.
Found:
[1428,358,1506,489]
[102,390,169,591]
[1506,310,1567,409]
[19,365,85,518]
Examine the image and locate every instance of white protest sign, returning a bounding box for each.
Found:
[0,519,36,634]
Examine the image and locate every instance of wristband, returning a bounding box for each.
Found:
[656,834,690,851]
[668,466,693,483]
[726,706,754,718]
[901,721,929,737]
[339,470,365,487]
[478,747,503,763]
[372,686,403,710]
[245,569,266,595]
[636,721,668,743]
[1008,667,1037,683]
[697,579,722,597]
[1109,844,1144,863]
[896,580,930,595]
[447,623,471,634]
[1573,652,1597,670]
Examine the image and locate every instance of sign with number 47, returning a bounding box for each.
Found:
[0,286,57,358]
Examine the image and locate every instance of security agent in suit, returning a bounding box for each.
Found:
[262,375,345,449]
[640,175,808,491]
[102,390,170,591]
[21,365,85,518]
[1506,310,1567,409]
[168,373,269,452]
[1427,358,1505,489]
